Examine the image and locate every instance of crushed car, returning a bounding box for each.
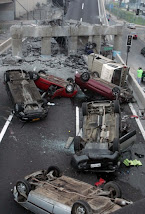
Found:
[75,72,133,103]
[4,69,49,122]
[34,71,77,99]
[13,166,132,214]
[71,101,136,172]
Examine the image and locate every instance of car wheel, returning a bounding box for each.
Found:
[74,136,84,153]
[80,72,90,82]
[112,87,120,98]
[47,166,62,177]
[103,181,122,199]
[113,138,120,152]
[71,200,93,214]
[28,71,38,80]
[113,100,120,113]
[38,70,46,75]
[16,180,31,196]
[82,102,88,116]
[144,54,145,57]
[14,104,23,113]
[92,71,100,78]
[66,84,74,93]
[67,77,74,83]
[4,72,10,83]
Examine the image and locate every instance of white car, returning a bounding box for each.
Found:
[13,166,132,214]
[127,23,136,29]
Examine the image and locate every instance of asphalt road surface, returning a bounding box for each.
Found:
[65,0,101,24]
[0,3,145,214]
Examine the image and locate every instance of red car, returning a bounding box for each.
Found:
[133,34,137,40]
[34,71,77,99]
[75,72,133,102]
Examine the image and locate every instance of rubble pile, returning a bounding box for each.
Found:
[0,37,88,80]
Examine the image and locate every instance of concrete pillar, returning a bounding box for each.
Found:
[88,36,93,43]
[92,35,101,54]
[68,36,78,55]
[41,37,51,55]
[114,35,122,51]
[12,38,23,57]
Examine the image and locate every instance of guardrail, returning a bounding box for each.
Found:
[128,70,145,109]
[0,38,12,55]
[116,53,145,109]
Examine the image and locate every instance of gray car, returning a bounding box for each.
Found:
[4,69,48,122]
[13,166,132,214]
[71,100,136,172]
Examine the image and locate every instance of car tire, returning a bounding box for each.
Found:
[28,71,39,80]
[112,87,120,97]
[67,77,74,83]
[113,138,120,152]
[103,181,122,199]
[113,100,120,113]
[74,136,84,153]
[14,103,23,113]
[71,200,93,214]
[92,71,100,78]
[82,102,88,116]
[16,180,31,196]
[38,70,46,75]
[4,72,10,83]
[66,84,74,93]
[47,166,62,177]
[80,72,90,82]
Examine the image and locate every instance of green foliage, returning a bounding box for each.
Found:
[105,5,145,25]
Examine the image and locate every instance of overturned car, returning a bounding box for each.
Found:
[34,71,77,99]
[4,69,48,122]
[71,100,136,172]
[75,72,133,103]
[13,166,132,214]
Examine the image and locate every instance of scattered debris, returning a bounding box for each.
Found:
[134,152,144,158]
[47,102,55,106]
[130,115,138,119]
[95,178,106,187]
[64,137,74,149]
[123,159,142,166]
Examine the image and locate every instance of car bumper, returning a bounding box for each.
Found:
[71,152,119,172]
[16,109,48,122]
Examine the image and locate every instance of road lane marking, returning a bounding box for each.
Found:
[76,106,79,136]
[82,3,84,9]
[0,113,14,144]
[80,18,82,22]
[129,103,145,140]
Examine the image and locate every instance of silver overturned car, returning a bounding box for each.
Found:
[13,166,132,214]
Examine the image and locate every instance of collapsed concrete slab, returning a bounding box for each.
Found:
[10,20,123,57]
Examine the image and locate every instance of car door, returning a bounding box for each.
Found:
[26,191,54,214]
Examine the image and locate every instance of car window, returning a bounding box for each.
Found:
[112,68,122,86]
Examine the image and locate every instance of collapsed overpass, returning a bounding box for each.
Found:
[10,20,123,56]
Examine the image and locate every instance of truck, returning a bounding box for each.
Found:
[88,54,129,87]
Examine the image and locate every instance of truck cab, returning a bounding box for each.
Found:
[88,54,129,87]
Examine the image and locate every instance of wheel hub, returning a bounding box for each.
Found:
[76,206,86,214]
[17,183,27,194]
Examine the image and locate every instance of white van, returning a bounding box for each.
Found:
[88,54,129,87]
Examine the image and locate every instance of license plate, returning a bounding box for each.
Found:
[32,118,40,122]
[90,163,101,168]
